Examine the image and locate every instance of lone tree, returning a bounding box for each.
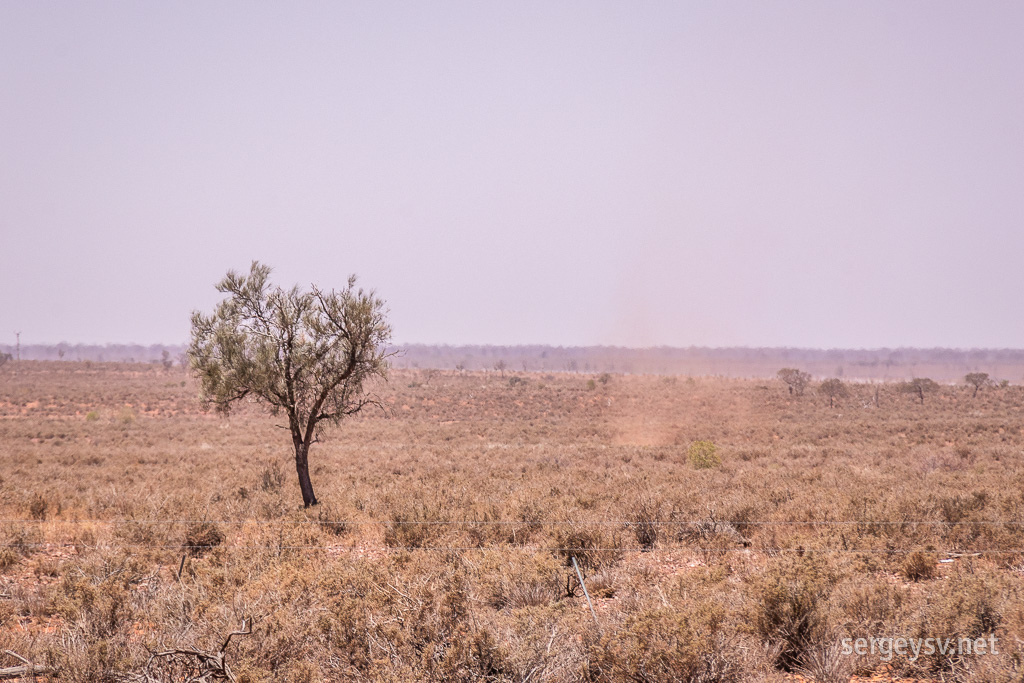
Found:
[777,368,811,396]
[900,377,939,405]
[818,378,849,408]
[964,372,990,398]
[189,262,392,507]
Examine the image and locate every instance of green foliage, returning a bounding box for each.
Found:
[189,262,391,423]
[189,262,392,506]
[688,440,721,469]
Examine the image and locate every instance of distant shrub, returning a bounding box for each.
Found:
[383,502,447,549]
[29,493,48,520]
[259,460,285,492]
[688,440,721,469]
[0,546,18,570]
[183,522,223,557]
[628,497,661,551]
[901,551,937,582]
[85,410,100,421]
[778,367,811,395]
[899,377,940,404]
[586,379,597,390]
[316,505,350,537]
[554,522,621,571]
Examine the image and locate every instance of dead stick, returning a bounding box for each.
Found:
[0,664,52,680]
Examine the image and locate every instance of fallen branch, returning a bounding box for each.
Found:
[140,617,253,683]
[1,650,52,680]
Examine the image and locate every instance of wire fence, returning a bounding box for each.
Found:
[3,519,1024,526]
[1,542,1022,555]
[3,516,1023,555]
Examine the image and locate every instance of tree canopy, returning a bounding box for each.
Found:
[899,377,939,405]
[189,262,392,507]
[818,378,849,408]
[964,372,990,397]
[777,368,811,396]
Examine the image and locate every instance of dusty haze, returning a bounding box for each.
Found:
[2,3,1022,348]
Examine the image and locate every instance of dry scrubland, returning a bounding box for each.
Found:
[1,362,1024,682]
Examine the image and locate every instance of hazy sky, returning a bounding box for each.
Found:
[2,2,1022,349]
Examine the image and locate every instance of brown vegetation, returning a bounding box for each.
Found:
[1,361,1023,681]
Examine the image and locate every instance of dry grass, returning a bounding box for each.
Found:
[1,361,1023,681]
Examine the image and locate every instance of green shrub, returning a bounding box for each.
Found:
[688,440,721,469]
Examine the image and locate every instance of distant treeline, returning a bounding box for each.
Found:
[0,343,187,364]
[3,342,1023,382]
[394,345,1024,382]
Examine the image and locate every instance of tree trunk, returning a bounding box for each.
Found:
[294,441,318,508]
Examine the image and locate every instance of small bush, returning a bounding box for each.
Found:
[553,522,621,571]
[85,410,100,421]
[29,493,48,520]
[0,546,18,570]
[502,580,560,610]
[316,505,349,536]
[688,440,721,469]
[259,460,285,492]
[752,557,834,671]
[183,522,223,557]
[383,502,447,548]
[591,603,738,682]
[901,550,937,582]
[627,497,661,551]
[586,569,617,598]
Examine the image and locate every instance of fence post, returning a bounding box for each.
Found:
[571,556,601,633]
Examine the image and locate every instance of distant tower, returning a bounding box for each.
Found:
[15,331,20,362]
